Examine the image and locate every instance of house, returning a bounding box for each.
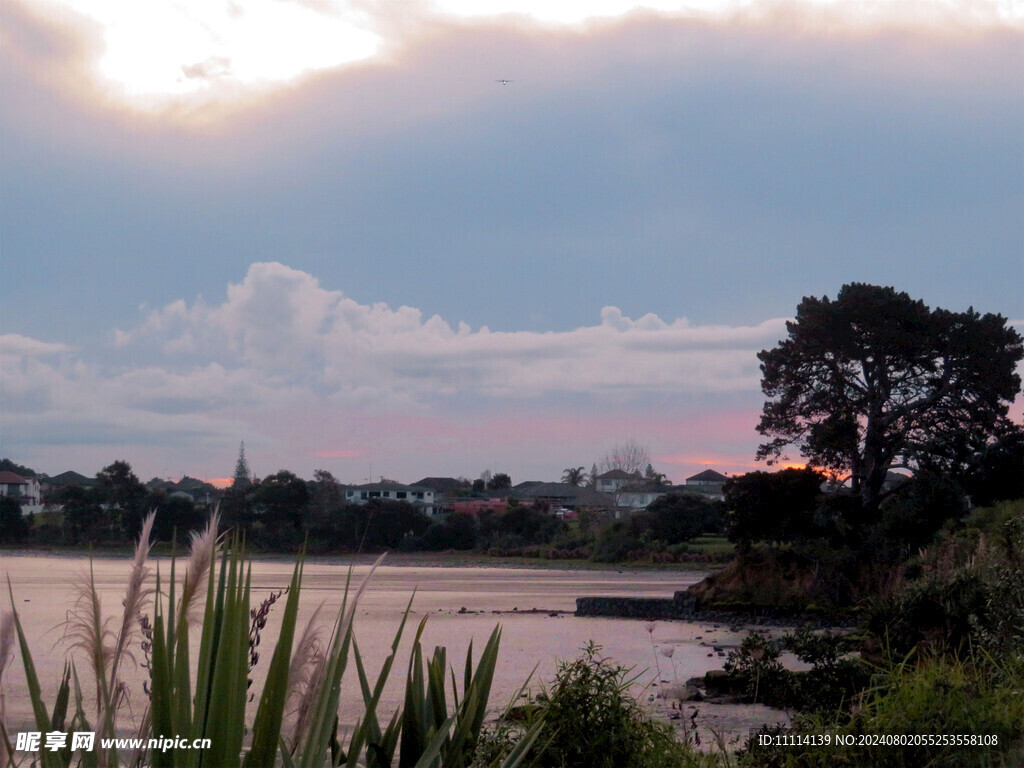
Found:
[614,482,669,511]
[0,471,43,516]
[685,469,729,500]
[413,477,472,517]
[344,481,438,516]
[594,470,642,494]
[512,482,616,512]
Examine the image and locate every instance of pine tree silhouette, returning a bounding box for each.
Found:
[232,441,252,490]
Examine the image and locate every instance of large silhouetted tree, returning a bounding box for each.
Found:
[723,468,826,551]
[757,284,1023,517]
[97,460,147,539]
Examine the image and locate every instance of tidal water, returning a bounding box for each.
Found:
[0,554,741,734]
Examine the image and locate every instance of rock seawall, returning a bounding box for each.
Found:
[575,591,697,619]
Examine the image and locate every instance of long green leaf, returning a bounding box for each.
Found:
[409,714,457,768]
[244,557,305,768]
[297,555,385,768]
[6,579,63,768]
[70,666,98,768]
[202,544,250,768]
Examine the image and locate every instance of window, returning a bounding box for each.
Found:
[397,491,407,499]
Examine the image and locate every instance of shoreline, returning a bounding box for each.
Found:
[1,545,723,572]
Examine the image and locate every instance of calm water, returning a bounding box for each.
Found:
[0,553,738,733]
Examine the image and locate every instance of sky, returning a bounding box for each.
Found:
[1,0,1022,487]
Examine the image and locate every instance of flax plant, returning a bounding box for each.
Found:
[7,513,534,768]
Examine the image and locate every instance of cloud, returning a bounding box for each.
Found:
[1,263,782,478]
[0,334,71,357]
[114,262,785,401]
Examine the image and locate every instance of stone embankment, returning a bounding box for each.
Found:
[575,591,697,619]
[576,592,853,628]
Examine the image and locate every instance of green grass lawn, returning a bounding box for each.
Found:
[686,535,735,555]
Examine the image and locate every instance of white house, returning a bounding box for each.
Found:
[594,469,642,495]
[614,483,669,511]
[344,481,438,516]
[0,471,43,516]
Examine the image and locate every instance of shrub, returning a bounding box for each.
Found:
[723,633,788,706]
[865,514,1024,659]
[781,628,869,715]
[737,653,1024,768]
[474,642,718,768]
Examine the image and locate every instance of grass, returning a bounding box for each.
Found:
[686,537,735,556]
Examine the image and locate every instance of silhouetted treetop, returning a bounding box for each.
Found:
[757,283,1023,515]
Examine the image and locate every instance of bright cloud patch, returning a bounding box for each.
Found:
[115,262,785,400]
[22,0,1023,109]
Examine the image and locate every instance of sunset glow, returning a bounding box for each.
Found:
[33,0,382,99]
[23,0,1024,109]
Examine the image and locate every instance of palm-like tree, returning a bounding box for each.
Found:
[562,466,587,486]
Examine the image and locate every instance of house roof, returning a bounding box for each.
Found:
[513,483,615,507]
[512,480,545,491]
[595,469,641,481]
[686,469,729,483]
[349,481,432,493]
[617,482,670,494]
[413,477,469,492]
[0,471,28,484]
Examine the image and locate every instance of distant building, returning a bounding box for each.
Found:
[413,477,470,494]
[413,477,472,516]
[512,482,616,512]
[344,481,437,516]
[685,469,729,500]
[614,482,670,511]
[0,471,43,516]
[594,470,642,494]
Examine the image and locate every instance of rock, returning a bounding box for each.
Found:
[678,684,702,702]
[703,670,744,696]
